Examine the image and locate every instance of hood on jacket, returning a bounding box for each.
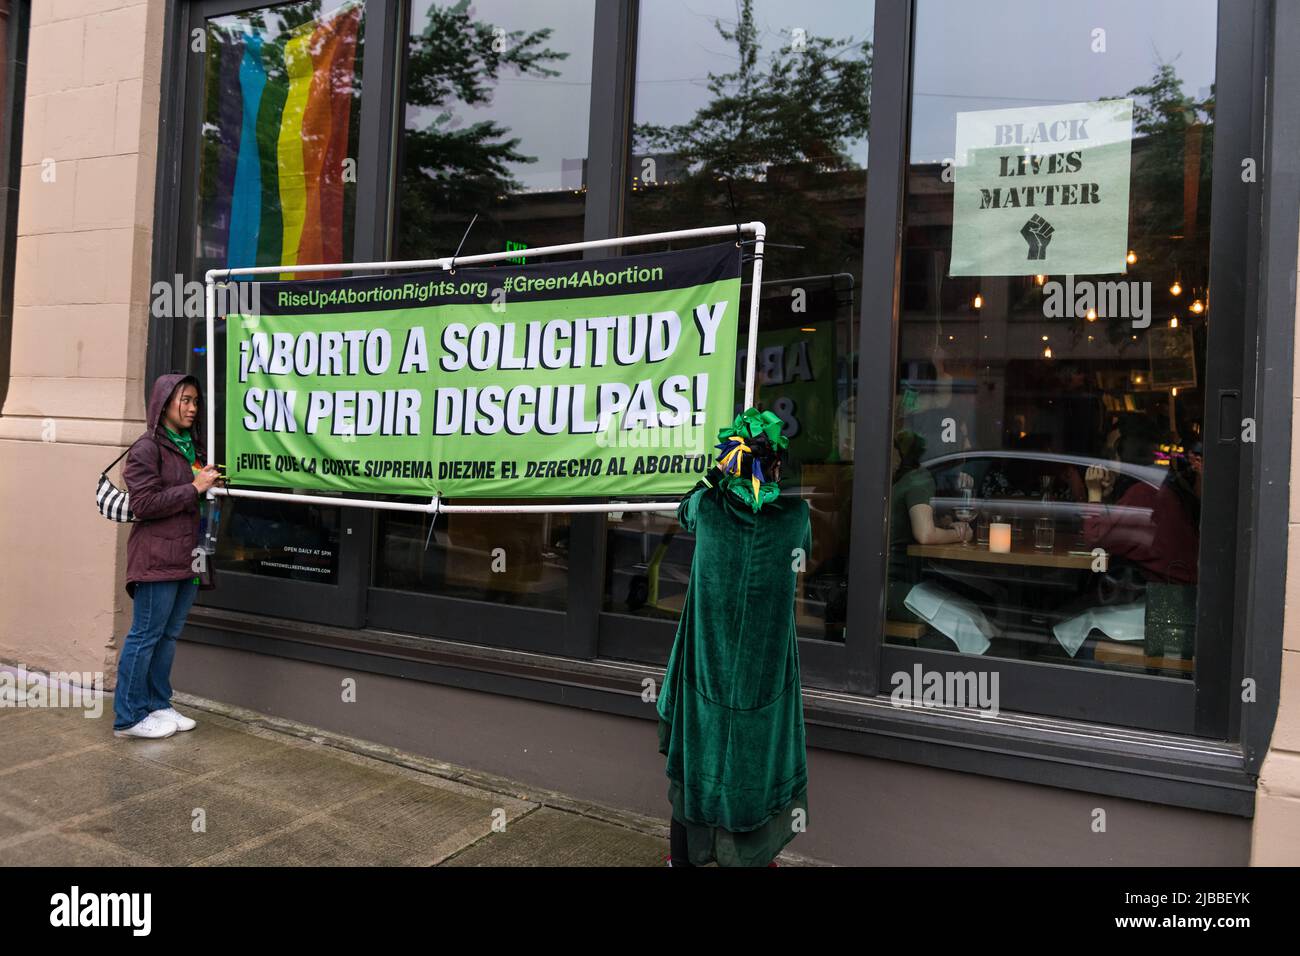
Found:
[146,372,206,459]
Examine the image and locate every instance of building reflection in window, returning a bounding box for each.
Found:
[605,0,874,642]
[886,0,1214,678]
[374,0,595,610]
[194,0,368,582]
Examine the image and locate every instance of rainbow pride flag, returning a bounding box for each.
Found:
[209,2,363,280]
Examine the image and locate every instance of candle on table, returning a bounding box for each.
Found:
[989,522,1012,553]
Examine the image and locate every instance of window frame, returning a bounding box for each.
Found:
[852,0,1270,736]
[0,0,28,418]
[591,0,869,691]
[152,0,405,628]
[359,0,614,656]
[150,0,1297,756]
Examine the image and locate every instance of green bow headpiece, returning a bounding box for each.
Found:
[717,407,788,450]
[714,407,788,511]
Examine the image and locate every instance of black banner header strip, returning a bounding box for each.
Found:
[245,241,744,316]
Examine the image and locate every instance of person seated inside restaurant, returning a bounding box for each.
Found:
[1017,432,1088,503]
[1054,417,1201,660]
[888,430,999,654]
[1081,416,1199,584]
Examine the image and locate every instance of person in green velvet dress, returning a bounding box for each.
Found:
[657,408,811,867]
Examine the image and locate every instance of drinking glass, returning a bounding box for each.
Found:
[1034,516,1056,551]
[953,489,977,548]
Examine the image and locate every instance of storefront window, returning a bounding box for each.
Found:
[886,0,1214,677]
[195,0,364,280]
[394,0,593,260]
[373,0,595,609]
[604,0,872,642]
[192,0,367,582]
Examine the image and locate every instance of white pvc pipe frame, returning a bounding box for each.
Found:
[204,221,767,516]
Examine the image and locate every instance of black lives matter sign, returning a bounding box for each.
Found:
[950,99,1133,277]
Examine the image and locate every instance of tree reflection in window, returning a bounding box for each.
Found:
[632,0,871,274]
[399,0,572,258]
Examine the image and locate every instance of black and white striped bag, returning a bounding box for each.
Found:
[96,447,135,523]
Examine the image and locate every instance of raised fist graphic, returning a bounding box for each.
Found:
[1020,214,1054,260]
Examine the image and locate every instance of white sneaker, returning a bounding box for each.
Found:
[114,715,178,739]
[150,707,196,732]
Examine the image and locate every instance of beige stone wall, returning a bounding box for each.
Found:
[1251,229,1300,863]
[0,0,165,683]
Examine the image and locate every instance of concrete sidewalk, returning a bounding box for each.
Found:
[0,691,818,867]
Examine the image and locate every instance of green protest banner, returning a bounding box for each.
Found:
[950,98,1134,276]
[226,243,741,497]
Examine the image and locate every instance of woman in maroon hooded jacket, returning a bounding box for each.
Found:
[113,373,221,739]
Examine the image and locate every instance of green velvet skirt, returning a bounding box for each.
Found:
[658,717,808,867]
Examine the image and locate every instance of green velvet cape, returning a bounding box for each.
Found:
[656,478,811,866]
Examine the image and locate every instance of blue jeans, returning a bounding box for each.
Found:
[113,579,199,729]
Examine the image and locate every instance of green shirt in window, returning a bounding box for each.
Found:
[887,466,936,620]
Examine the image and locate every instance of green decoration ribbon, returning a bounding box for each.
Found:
[713,407,788,512]
[724,476,782,512]
[716,407,789,450]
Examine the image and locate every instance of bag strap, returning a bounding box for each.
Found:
[102,432,155,477]
[101,446,131,476]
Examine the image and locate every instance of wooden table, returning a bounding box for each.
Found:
[907,536,1105,571]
